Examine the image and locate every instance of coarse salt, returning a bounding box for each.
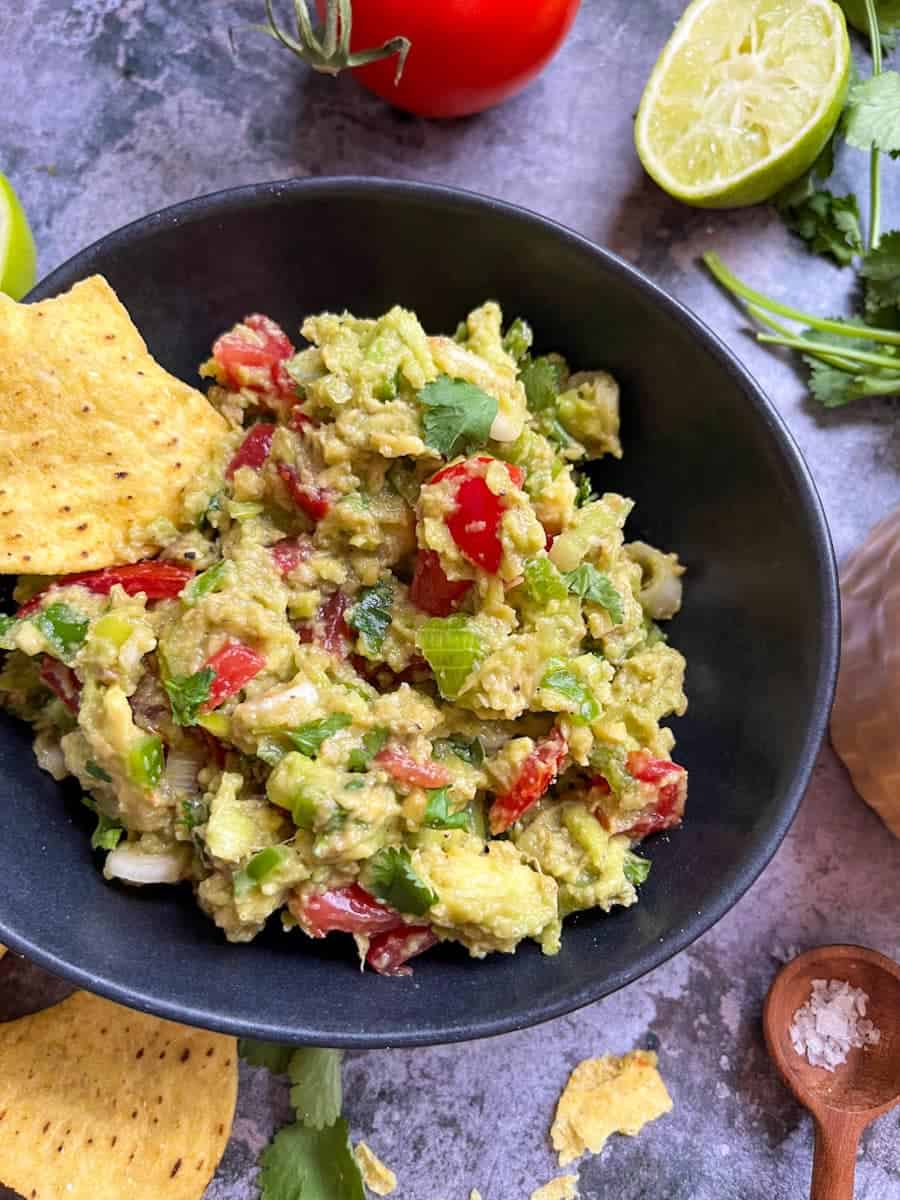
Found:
[789,979,881,1071]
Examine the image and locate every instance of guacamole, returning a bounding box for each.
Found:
[0,301,688,975]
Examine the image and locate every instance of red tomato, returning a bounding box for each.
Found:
[202,641,266,711]
[276,463,334,521]
[623,751,687,838]
[489,726,567,834]
[319,591,351,657]
[17,561,195,617]
[428,457,523,575]
[409,549,472,615]
[293,883,403,938]
[225,423,276,479]
[313,0,581,118]
[289,406,315,431]
[39,657,81,713]
[270,536,312,575]
[367,925,437,976]
[213,314,296,400]
[374,744,451,788]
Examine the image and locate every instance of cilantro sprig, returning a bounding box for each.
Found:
[705,2,900,407]
[418,374,497,458]
[347,580,393,658]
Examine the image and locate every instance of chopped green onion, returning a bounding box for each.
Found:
[623,851,651,886]
[523,557,568,604]
[127,735,164,790]
[416,615,483,700]
[34,602,88,661]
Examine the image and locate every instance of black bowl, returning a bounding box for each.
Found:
[0,178,838,1046]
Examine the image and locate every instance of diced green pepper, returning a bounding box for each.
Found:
[127,735,164,790]
[34,602,88,660]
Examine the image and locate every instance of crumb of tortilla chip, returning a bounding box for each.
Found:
[355,1142,397,1195]
[551,1049,672,1166]
[530,1175,579,1200]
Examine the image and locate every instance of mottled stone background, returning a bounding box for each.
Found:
[1,1,899,1197]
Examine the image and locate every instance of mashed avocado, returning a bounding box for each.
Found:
[0,302,688,975]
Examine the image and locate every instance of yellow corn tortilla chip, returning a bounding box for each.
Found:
[355,1141,397,1195]
[530,1177,579,1200]
[0,944,5,961]
[0,990,237,1199]
[550,1049,672,1166]
[0,275,228,574]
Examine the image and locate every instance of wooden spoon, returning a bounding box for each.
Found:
[763,944,900,1200]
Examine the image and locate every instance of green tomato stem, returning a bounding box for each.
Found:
[863,0,882,252]
[703,252,900,346]
[262,0,410,82]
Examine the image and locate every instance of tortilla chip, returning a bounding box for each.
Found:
[355,1141,397,1195]
[0,990,237,1199]
[530,1177,579,1200]
[0,276,228,574]
[550,1050,672,1166]
[0,945,5,961]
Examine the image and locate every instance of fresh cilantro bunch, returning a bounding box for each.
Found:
[705,0,900,407]
[238,1041,367,1200]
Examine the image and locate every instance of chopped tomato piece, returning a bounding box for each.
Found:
[429,457,523,575]
[17,561,195,618]
[39,657,81,713]
[489,726,567,834]
[367,926,437,977]
[201,641,266,711]
[374,744,451,788]
[623,751,687,838]
[270,536,311,575]
[276,463,333,521]
[319,591,350,657]
[544,529,555,551]
[292,883,403,939]
[409,549,472,615]
[225,423,276,479]
[212,314,296,400]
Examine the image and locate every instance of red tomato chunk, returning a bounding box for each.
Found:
[624,750,687,838]
[213,314,296,400]
[409,549,472,616]
[366,926,438,976]
[295,884,403,938]
[489,726,567,834]
[374,745,451,788]
[225,423,276,479]
[276,463,333,521]
[39,657,81,713]
[201,641,266,711]
[430,457,523,575]
[17,561,195,617]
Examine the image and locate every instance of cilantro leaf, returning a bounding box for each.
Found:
[34,603,88,661]
[259,1119,364,1200]
[182,559,228,606]
[502,317,533,363]
[238,1039,294,1074]
[859,231,900,319]
[539,659,600,724]
[520,357,561,412]
[424,786,470,830]
[80,795,123,851]
[85,759,112,783]
[563,565,624,623]
[800,325,900,405]
[844,71,900,154]
[624,851,651,886]
[347,580,393,658]
[780,191,862,266]
[288,1047,344,1130]
[419,375,497,458]
[367,846,438,916]
[287,714,352,757]
[432,733,485,766]
[348,726,389,772]
[164,667,214,726]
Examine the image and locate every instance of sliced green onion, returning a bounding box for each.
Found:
[416,615,483,700]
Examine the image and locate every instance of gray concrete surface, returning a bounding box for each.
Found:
[1,1,899,1197]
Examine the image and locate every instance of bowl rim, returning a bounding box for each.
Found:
[6,175,839,1046]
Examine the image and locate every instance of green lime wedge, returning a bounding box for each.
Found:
[0,173,36,300]
[635,0,851,208]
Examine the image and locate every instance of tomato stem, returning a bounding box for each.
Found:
[261,0,411,83]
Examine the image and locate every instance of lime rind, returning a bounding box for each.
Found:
[635,0,851,208]
[0,173,37,300]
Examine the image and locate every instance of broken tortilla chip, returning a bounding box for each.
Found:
[551,1049,672,1166]
[0,990,237,1199]
[355,1141,397,1195]
[530,1177,579,1200]
[0,945,5,961]
[0,276,228,574]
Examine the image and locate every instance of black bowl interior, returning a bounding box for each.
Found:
[0,179,838,1046]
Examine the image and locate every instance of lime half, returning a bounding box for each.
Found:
[635,0,850,208]
[0,173,36,300]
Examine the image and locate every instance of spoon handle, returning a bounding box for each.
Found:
[811,1113,862,1200]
